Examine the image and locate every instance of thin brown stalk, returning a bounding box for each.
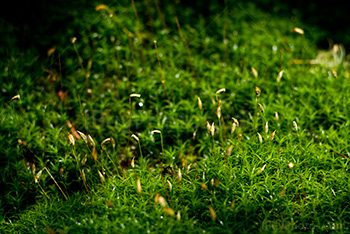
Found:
[174,16,195,75]
[333,150,348,159]
[128,34,135,63]
[72,38,85,73]
[154,0,167,28]
[131,0,140,25]
[154,41,170,101]
[58,53,63,89]
[37,183,51,200]
[44,167,68,200]
[78,95,88,133]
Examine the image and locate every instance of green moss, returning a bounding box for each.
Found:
[1,1,350,233]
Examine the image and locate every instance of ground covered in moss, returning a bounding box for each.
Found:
[1,1,350,233]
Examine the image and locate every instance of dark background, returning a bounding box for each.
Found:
[181,0,350,51]
[1,0,350,52]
